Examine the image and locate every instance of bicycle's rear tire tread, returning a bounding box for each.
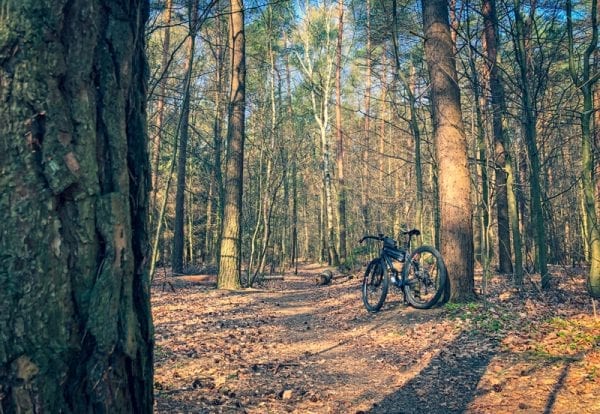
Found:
[402,245,447,309]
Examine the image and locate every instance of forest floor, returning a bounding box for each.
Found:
[152,263,599,414]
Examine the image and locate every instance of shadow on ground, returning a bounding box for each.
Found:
[367,331,498,414]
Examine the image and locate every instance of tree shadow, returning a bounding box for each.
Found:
[366,331,498,414]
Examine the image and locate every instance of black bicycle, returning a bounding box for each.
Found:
[360,230,447,312]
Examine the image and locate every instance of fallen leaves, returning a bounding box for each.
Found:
[152,264,599,413]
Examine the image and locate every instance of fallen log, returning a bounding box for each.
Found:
[263,275,285,281]
[315,270,354,286]
[315,270,333,286]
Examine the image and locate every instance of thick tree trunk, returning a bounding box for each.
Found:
[218,0,245,289]
[422,0,475,301]
[0,1,153,412]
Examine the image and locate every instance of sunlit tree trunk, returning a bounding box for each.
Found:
[361,0,372,235]
[567,0,600,297]
[295,3,339,266]
[595,49,600,225]
[218,0,246,289]
[0,1,153,411]
[422,0,475,301]
[335,0,347,260]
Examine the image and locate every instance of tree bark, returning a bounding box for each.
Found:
[218,0,246,289]
[422,0,475,301]
[0,0,153,411]
[361,0,372,234]
[482,0,515,276]
[335,0,347,260]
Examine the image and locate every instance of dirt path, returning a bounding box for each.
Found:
[152,264,599,413]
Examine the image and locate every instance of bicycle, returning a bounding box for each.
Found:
[359,229,447,312]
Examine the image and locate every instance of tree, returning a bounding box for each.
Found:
[511,0,549,289]
[294,2,340,266]
[422,0,475,301]
[335,0,348,260]
[481,0,520,280]
[0,0,153,411]
[150,0,173,226]
[218,0,246,289]
[567,0,600,297]
[173,0,199,274]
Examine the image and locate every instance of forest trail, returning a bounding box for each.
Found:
[152,264,599,413]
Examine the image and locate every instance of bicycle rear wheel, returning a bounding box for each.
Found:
[362,258,389,313]
[402,246,447,309]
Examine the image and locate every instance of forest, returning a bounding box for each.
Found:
[145,0,599,296]
[0,0,599,412]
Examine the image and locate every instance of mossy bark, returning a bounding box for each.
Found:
[0,0,153,412]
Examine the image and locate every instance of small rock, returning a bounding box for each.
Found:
[282,389,293,400]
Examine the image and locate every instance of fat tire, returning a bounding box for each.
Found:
[362,258,389,313]
[402,245,447,309]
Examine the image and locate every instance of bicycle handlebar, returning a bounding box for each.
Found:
[359,229,421,244]
[359,234,384,243]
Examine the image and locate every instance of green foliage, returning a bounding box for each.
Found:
[444,302,513,335]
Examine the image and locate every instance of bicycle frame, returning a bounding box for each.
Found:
[360,228,447,312]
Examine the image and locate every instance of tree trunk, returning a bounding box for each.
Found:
[284,43,299,274]
[206,14,226,265]
[512,0,549,289]
[151,0,173,228]
[0,1,153,411]
[335,0,347,260]
[422,0,475,301]
[172,1,198,274]
[464,11,490,281]
[361,0,372,235]
[482,0,514,276]
[218,0,246,290]
[392,0,424,240]
[567,0,600,297]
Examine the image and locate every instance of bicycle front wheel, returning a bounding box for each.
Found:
[362,258,389,313]
[402,246,447,309]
